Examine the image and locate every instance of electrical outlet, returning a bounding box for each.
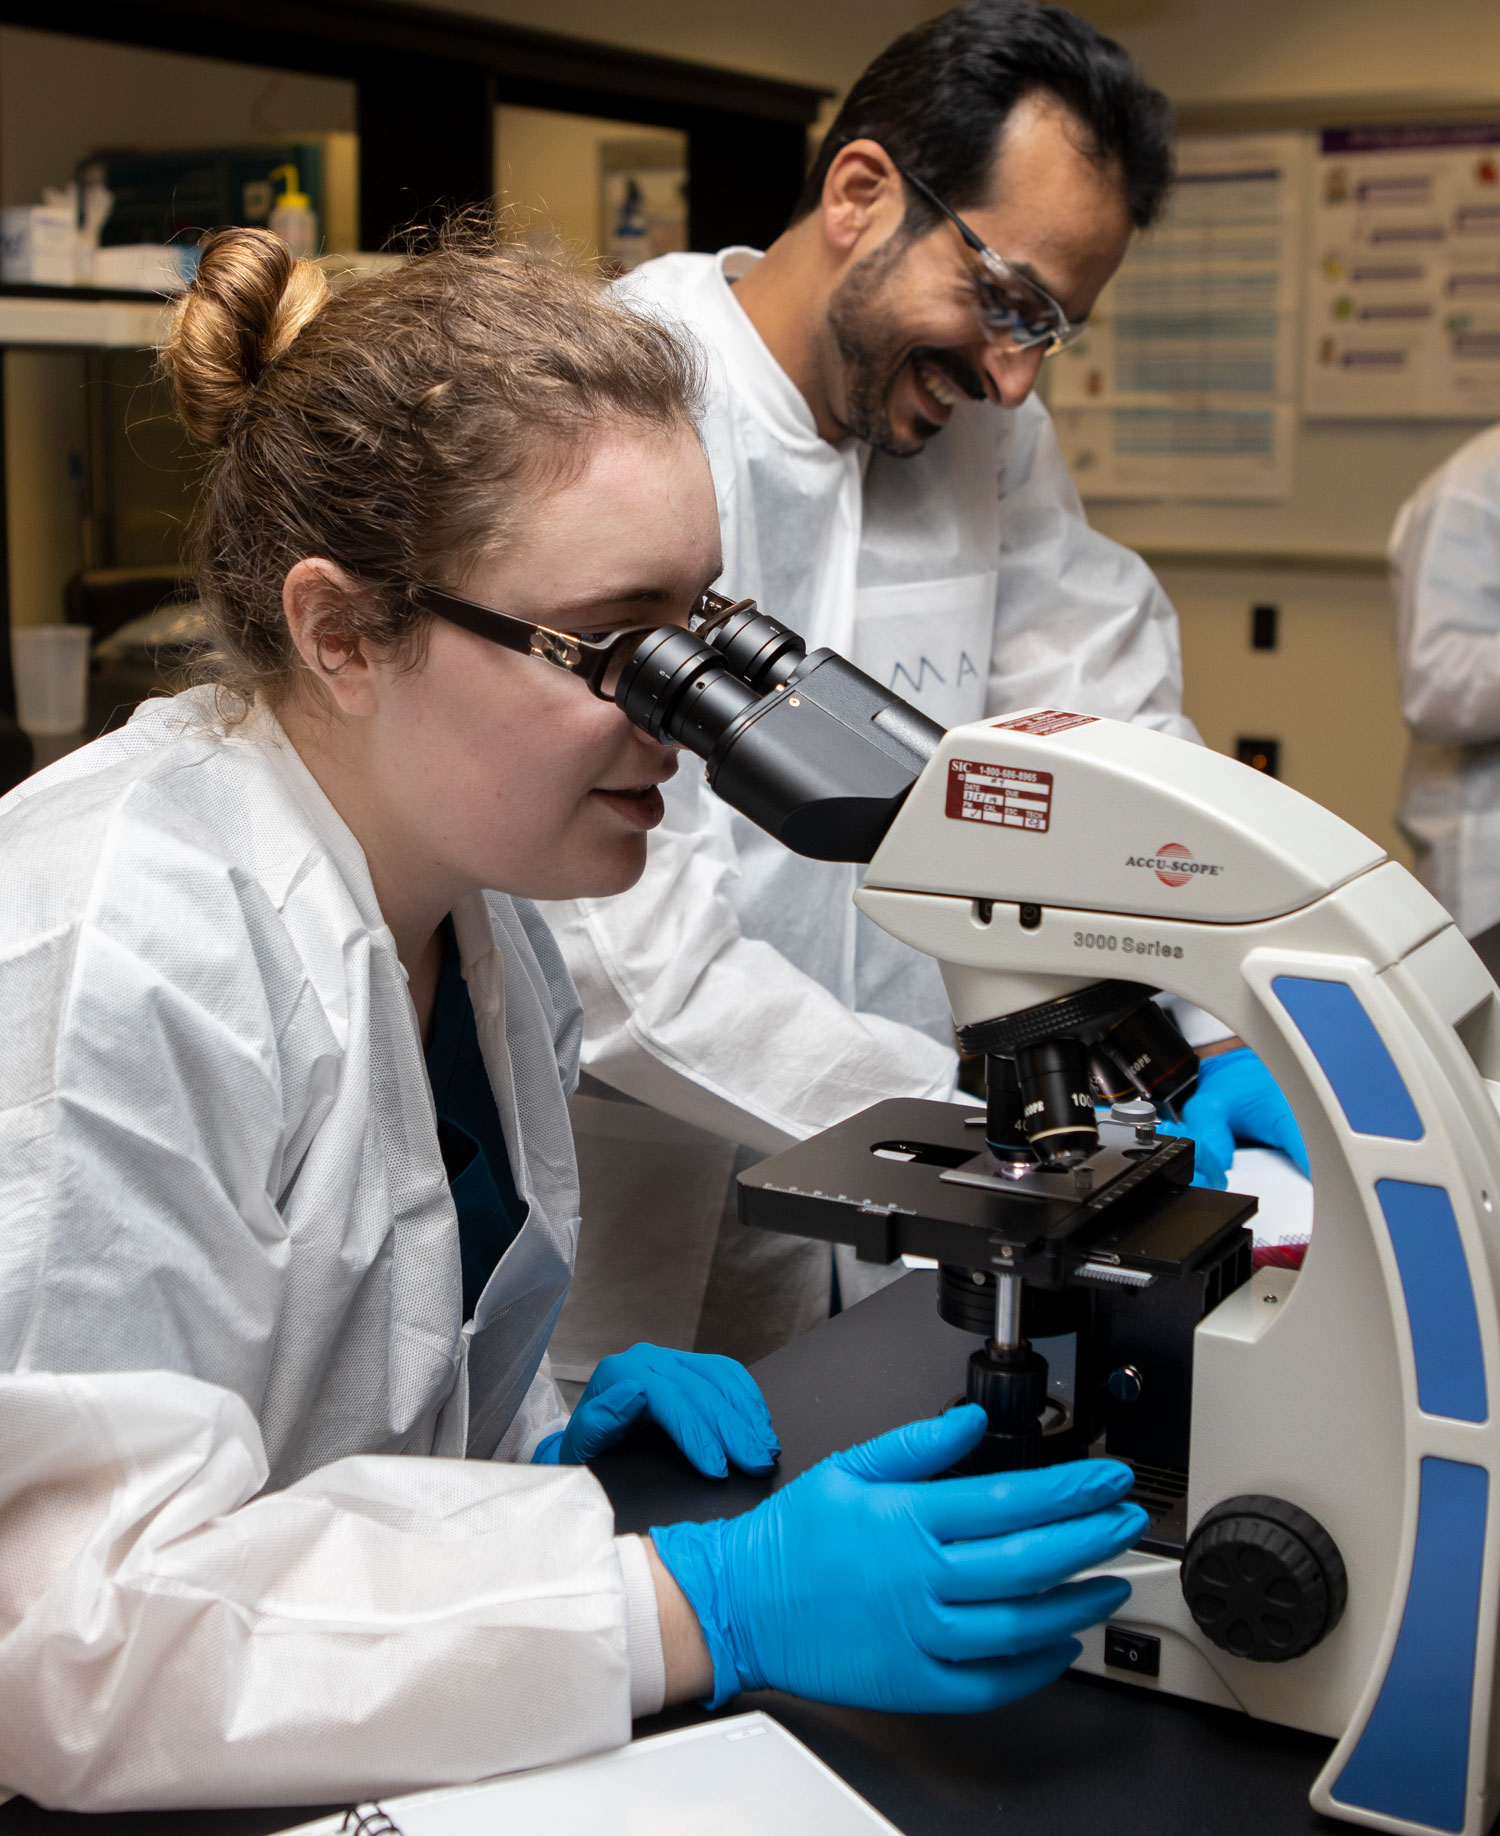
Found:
[1251,604,1279,651]
[1236,736,1280,777]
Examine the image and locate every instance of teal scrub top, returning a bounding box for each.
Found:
[425,916,529,1319]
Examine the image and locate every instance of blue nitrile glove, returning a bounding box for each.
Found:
[533,1343,779,1479]
[1100,1104,1229,1190]
[651,1403,1146,1712]
[1152,1115,1230,1189]
[1175,1047,1310,1187]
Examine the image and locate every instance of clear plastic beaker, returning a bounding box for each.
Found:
[12,624,91,735]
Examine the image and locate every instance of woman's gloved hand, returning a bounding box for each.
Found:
[533,1342,779,1478]
[651,1403,1145,1712]
[1172,1047,1310,1189]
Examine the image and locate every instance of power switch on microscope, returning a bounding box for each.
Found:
[1104,1625,1161,1678]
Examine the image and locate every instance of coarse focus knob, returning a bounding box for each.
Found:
[1181,1495,1347,1662]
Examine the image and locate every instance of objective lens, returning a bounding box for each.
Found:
[984,1054,1032,1164]
[1015,1036,1098,1168]
[612,627,758,752]
[1090,1050,1136,1106]
[1096,999,1199,1108]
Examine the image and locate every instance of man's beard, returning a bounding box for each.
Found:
[826,242,986,458]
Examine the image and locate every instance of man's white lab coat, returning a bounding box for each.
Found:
[1392,420,1500,938]
[0,692,663,1810]
[542,249,1196,1371]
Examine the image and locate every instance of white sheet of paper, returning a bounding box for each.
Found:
[1225,1146,1314,1246]
[286,1713,903,1836]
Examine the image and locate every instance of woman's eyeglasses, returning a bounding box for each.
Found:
[413,584,750,698]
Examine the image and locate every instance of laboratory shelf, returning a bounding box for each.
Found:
[0,291,169,350]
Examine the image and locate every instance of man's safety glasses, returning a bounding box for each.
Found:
[414,584,749,697]
[894,163,1087,356]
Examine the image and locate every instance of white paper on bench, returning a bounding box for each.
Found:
[286,1710,905,1836]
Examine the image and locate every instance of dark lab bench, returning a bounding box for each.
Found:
[1,1270,1369,1836]
[598,1269,1348,1836]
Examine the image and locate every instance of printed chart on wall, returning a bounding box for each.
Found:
[1050,133,1304,501]
[1305,125,1500,418]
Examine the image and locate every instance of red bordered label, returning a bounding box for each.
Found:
[991,710,1099,737]
[946,759,1054,832]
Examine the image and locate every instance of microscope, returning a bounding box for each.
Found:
[591,592,1500,1836]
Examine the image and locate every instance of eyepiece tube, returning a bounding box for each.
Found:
[612,627,758,751]
[696,602,806,693]
[607,600,942,863]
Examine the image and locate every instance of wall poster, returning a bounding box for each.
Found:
[1050,132,1305,501]
[1304,124,1500,419]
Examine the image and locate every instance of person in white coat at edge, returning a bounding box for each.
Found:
[0,227,1147,1811]
[1392,419,1500,939]
[542,0,1306,1377]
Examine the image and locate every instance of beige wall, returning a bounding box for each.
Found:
[1075,0,1500,110]
[1167,565,1411,863]
[496,107,685,257]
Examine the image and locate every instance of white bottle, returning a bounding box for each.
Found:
[268,163,319,259]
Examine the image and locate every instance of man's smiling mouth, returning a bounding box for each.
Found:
[914,358,964,408]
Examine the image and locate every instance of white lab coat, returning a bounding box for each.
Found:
[0,690,663,1811]
[1392,420,1500,937]
[542,248,1197,1373]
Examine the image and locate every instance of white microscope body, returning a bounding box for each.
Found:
[854,709,1500,1836]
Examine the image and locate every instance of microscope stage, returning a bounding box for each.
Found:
[738,1097,1256,1288]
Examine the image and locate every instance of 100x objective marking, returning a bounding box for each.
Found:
[1073,930,1184,959]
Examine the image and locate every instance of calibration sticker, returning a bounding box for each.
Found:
[990,710,1099,737]
[946,758,1053,832]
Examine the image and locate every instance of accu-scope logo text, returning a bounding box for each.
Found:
[1124,842,1224,888]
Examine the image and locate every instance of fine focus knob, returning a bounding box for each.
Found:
[1181,1495,1347,1663]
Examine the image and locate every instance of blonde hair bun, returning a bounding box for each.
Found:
[162,227,330,448]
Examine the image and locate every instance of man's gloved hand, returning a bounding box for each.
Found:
[651,1403,1145,1712]
[1152,1115,1230,1189]
[533,1343,779,1478]
[1172,1047,1310,1189]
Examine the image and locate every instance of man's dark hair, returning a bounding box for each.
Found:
[793,0,1174,233]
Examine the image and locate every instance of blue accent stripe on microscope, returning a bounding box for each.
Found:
[1377,1181,1489,1423]
[1272,976,1424,1140]
[1333,1458,1488,1833]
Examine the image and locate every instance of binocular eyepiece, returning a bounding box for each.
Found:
[610,601,808,754]
[607,598,945,864]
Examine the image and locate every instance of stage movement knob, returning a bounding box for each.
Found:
[1180,1494,1347,1662]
